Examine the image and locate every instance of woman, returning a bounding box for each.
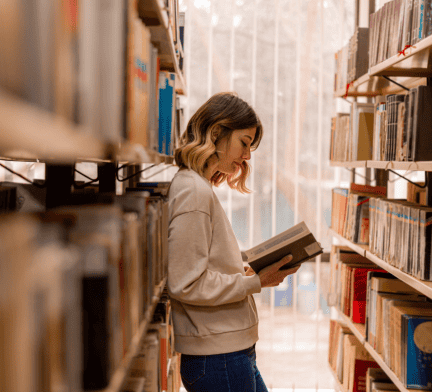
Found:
[167,92,300,392]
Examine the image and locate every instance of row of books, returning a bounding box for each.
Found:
[330,246,385,324]
[331,181,432,281]
[330,102,374,162]
[329,247,432,390]
[369,197,432,281]
[329,319,384,392]
[120,290,181,392]
[330,85,432,163]
[0,0,185,156]
[128,4,184,156]
[374,86,432,162]
[331,183,387,244]
[0,188,169,391]
[369,0,432,68]
[334,27,369,92]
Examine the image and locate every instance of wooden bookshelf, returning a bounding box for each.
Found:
[329,161,367,168]
[329,229,432,300]
[339,312,366,344]
[370,35,432,77]
[365,251,432,300]
[330,159,432,172]
[102,277,167,392]
[366,160,432,172]
[334,308,418,392]
[334,73,425,99]
[328,229,368,257]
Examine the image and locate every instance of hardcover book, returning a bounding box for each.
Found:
[244,221,323,274]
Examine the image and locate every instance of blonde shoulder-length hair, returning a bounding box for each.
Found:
[174,92,263,193]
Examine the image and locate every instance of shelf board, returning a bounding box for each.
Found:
[103,277,167,392]
[328,229,368,257]
[365,251,432,300]
[329,229,432,300]
[334,73,382,98]
[340,312,366,344]
[329,161,367,168]
[0,90,108,163]
[366,160,432,172]
[370,36,432,77]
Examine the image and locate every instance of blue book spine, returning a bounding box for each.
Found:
[404,314,432,389]
[158,72,175,155]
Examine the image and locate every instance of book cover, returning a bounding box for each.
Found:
[245,221,323,274]
[158,71,176,155]
[402,314,432,389]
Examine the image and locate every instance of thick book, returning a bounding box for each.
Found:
[402,314,432,389]
[244,221,323,274]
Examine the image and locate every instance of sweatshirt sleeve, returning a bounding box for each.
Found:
[167,210,261,306]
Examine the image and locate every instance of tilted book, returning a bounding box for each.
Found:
[243,221,323,274]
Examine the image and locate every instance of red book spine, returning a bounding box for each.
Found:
[353,360,380,392]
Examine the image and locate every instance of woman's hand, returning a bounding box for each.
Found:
[257,255,300,288]
[244,265,255,276]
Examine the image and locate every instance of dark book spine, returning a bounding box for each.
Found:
[82,276,110,390]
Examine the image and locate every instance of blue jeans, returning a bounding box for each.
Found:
[180,344,268,392]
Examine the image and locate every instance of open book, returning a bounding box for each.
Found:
[242,221,323,274]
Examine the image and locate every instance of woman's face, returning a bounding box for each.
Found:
[215,127,256,175]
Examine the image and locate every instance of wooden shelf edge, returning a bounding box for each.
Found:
[0,90,108,163]
[366,160,432,171]
[329,161,367,168]
[328,229,367,257]
[330,228,432,300]
[339,312,366,344]
[365,251,432,300]
[105,277,167,392]
[369,35,432,77]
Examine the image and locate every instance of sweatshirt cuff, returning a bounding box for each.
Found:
[243,273,262,296]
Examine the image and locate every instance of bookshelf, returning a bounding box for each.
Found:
[0,1,184,391]
[369,35,432,78]
[339,312,366,345]
[334,73,425,99]
[329,161,367,168]
[103,278,167,392]
[329,228,432,300]
[329,160,432,172]
[334,308,419,392]
[330,3,432,392]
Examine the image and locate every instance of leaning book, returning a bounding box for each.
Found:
[244,221,323,274]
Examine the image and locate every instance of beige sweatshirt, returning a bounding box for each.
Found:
[167,168,262,355]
